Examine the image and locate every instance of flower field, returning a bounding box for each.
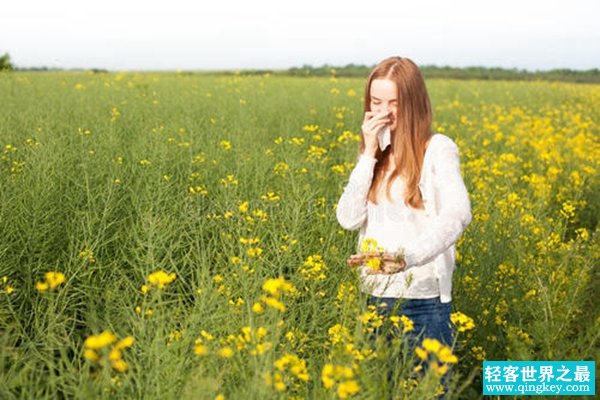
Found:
[0,71,598,399]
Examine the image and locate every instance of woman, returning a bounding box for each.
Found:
[335,56,472,392]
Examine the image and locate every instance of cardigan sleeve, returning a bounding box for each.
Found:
[335,153,378,231]
[402,139,472,266]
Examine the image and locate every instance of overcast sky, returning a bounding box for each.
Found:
[1,0,599,71]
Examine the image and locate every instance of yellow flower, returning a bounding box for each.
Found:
[321,364,336,389]
[110,107,120,122]
[430,361,449,376]
[194,344,208,356]
[415,338,458,368]
[220,174,238,186]
[36,281,49,292]
[450,311,475,332]
[147,270,176,289]
[365,257,382,271]
[273,162,289,175]
[114,336,135,350]
[261,277,297,298]
[108,347,122,361]
[302,124,319,132]
[218,346,234,358]
[305,145,327,161]
[200,330,214,341]
[272,353,310,383]
[415,346,429,361]
[252,302,264,314]
[422,338,442,353]
[45,271,66,289]
[239,237,260,245]
[84,330,117,350]
[83,349,100,361]
[79,249,95,263]
[328,324,351,345]
[471,346,486,361]
[82,331,134,373]
[111,359,128,373]
[260,295,286,312]
[321,363,358,397]
[337,380,360,399]
[390,315,414,333]
[299,254,327,282]
[219,140,231,150]
[246,247,263,257]
[437,346,459,364]
[260,191,280,202]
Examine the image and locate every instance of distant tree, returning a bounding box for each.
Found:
[0,52,14,71]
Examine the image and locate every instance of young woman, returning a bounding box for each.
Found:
[335,56,472,391]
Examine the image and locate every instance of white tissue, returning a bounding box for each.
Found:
[378,125,391,151]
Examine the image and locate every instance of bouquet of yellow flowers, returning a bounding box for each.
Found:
[346,238,406,275]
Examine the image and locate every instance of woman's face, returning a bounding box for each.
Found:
[369,78,398,132]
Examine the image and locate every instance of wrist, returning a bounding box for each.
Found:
[361,149,377,161]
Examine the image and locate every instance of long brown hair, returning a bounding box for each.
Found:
[358,56,433,209]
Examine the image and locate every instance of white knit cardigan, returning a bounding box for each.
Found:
[335,133,472,303]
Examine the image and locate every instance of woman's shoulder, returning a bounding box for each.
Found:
[428,133,459,152]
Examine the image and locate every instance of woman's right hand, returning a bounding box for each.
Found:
[361,109,391,156]
[346,252,406,274]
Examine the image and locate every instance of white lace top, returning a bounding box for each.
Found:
[335,133,472,301]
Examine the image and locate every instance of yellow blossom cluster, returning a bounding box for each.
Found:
[219,140,231,150]
[335,283,357,308]
[263,352,310,393]
[260,191,280,202]
[194,326,273,359]
[305,145,328,162]
[389,315,415,334]
[84,330,134,373]
[357,237,404,272]
[193,330,215,356]
[299,254,327,283]
[36,271,66,292]
[414,338,458,376]
[142,270,177,291]
[358,305,384,334]
[254,277,298,313]
[227,326,272,356]
[1,276,15,295]
[321,363,360,399]
[79,248,95,263]
[450,311,476,332]
[326,324,377,362]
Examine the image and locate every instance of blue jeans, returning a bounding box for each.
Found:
[366,295,455,398]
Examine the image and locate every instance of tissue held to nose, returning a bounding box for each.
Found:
[378,125,391,151]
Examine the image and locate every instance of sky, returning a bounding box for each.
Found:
[1,0,599,72]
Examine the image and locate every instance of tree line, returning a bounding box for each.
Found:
[2,52,598,84]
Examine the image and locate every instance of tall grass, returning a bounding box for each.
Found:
[0,71,598,399]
